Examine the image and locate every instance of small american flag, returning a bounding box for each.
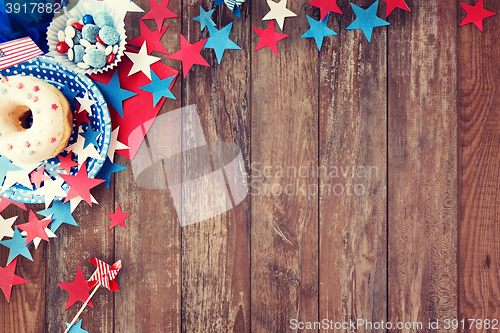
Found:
[0,37,43,70]
[87,258,122,292]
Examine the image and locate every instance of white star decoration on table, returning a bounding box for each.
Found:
[33,177,67,209]
[108,127,129,163]
[70,195,98,210]
[76,91,97,115]
[66,136,102,165]
[21,224,56,249]
[1,163,40,193]
[0,215,17,240]
[262,0,297,30]
[124,41,161,80]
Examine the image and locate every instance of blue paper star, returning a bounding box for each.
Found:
[0,227,33,264]
[345,0,390,43]
[301,14,337,51]
[192,6,216,31]
[138,72,176,106]
[65,319,88,333]
[0,156,22,183]
[205,23,241,64]
[79,125,102,149]
[94,70,136,118]
[96,157,128,189]
[60,83,80,111]
[38,201,78,232]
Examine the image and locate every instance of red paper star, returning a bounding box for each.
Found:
[16,210,52,246]
[57,266,94,310]
[0,198,26,213]
[459,0,496,31]
[30,166,50,188]
[307,0,343,20]
[382,0,410,17]
[57,152,78,174]
[0,258,29,302]
[141,0,178,29]
[73,108,90,129]
[60,162,105,206]
[128,20,170,54]
[252,21,289,57]
[166,34,209,78]
[106,204,131,229]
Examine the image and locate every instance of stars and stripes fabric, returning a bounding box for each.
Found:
[87,258,122,292]
[224,0,245,10]
[0,37,43,70]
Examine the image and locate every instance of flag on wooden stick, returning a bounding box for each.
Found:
[0,37,43,70]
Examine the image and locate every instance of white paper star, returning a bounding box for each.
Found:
[124,41,161,80]
[66,135,102,165]
[1,163,39,193]
[101,0,144,15]
[21,220,56,249]
[108,127,129,162]
[0,215,17,240]
[70,195,98,210]
[262,0,296,30]
[76,91,97,115]
[33,178,67,208]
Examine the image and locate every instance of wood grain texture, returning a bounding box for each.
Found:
[459,0,500,325]
[318,0,387,330]
[180,1,251,332]
[388,0,458,330]
[250,1,319,332]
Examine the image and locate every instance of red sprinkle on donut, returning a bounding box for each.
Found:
[33,86,40,92]
[25,141,30,148]
[50,137,57,143]
[33,96,39,102]
[51,103,58,110]
[7,144,12,150]
[17,83,23,89]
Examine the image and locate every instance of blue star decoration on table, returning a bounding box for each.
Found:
[192,6,216,31]
[346,0,390,43]
[205,23,241,64]
[97,157,128,189]
[0,227,33,264]
[139,72,176,106]
[79,125,102,149]
[214,0,244,17]
[301,14,337,51]
[38,201,78,233]
[0,156,22,183]
[94,70,136,118]
[59,83,79,111]
[65,319,88,333]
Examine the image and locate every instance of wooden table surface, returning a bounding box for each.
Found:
[1,0,499,332]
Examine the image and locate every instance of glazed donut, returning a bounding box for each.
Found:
[0,75,73,164]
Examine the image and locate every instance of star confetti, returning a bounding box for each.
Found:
[97,157,128,189]
[79,126,102,149]
[60,83,80,111]
[60,162,105,206]
[141,0,177,29]
[73,108,90,130]
[1,163,38,193]
[0,258,29,303]
[94,70,137,119]
[125,41,161,80]
[87,258,122,291]
[0,215,16,240]
[381,0,410,17]
[345,0,390,43]
[107,127,129,162]
[56,152,78,174]
[106,204,131,229]
[32,177,67,209]
[301,14,337,51]
[38,200,78,232]
[192,6,216,31]
[65,320,89,333]
[66,135,102,165]
[16,210,52,246]
[127,20,170,54]
[139,72,176,106]
[307,0,343,20]
[20,227,56,249]
[0,156,22,184]
[57,266,94,310]
[205,23,241,64]
[459,0,496,31]
[30,165,51,189]
[252,21,289,57]
[0,197,26,213]
[0,227,33,264]
[101,0,144,15]
[75,91,96,115]
[167,34,209,78]
[262,0,297,30]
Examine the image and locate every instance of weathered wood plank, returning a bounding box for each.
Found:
[459,0,500,325]
[180,0,251,331]
[388,0,458,330]
[318,0,387,330]
[250,1,319,332]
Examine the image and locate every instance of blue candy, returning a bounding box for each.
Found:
[86,49,107,68]
[99,26,119,45]
[73,45,85,63]
[82,24,100,43]
[82,14,94,25]
[94,11,113,28]
[73,30,82,45]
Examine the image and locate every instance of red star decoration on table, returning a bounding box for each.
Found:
[128,20,170,54]
[60,162,105,206]
[57,266,94,310]
[252,21,289,57]
[106,204,131,229]
[0,258,29,303]
[307,0,343,20]
[57,152,78,174]
[0,198,26,213]
[141,0,178,29]
[166,34,209,78]
[16,210,52,246]
[459,0,496,31]
[73,108,90,129]
[30,166,50,188]
[382,0,410,17]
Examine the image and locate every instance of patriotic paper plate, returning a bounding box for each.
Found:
[0,55,111,204]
